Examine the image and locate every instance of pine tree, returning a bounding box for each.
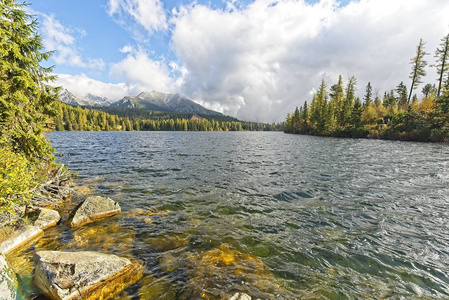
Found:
[315,80,328,131]
[342,76,357,127]
[408,39,428,104]
[433,33,449,97]
[330,75,344,127]
[396,82,408,109]
[0,0,59,161]
[421,83,435,98]
[364,82,372,107]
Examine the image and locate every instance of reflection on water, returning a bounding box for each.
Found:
[9,131,449,299]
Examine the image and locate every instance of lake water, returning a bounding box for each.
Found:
[15,132,449,299]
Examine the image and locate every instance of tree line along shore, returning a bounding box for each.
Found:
[51,102,282,132]
[285,36,449,142]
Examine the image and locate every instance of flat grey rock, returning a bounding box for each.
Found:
[31,208,61,230]
[34,250,143,300]
[70,196,121,228]
[0,226,43,255]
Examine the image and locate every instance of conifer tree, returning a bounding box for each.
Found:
[408,39,428,104]
[433,33,449,97]
[364,82,372,107]
[421,83,435,98]
[342,76,357,127]
[0,0,59,161]
[330,75,344,126]
[396,82,408,109]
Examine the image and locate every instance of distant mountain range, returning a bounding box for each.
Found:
[59,89,113,107]
[59,89,221,115]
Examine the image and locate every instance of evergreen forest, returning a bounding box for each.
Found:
[285,36,449,142]
[53,102,281,132]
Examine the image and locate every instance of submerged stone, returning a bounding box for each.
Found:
[229,292,252,300]
[34,250,143,300]
[0,254,22,300]
[184,243,285,298]
[70,196,121,228]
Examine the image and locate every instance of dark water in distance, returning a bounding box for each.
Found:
[36,132,449,298]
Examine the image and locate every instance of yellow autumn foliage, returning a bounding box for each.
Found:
[0,147,37,215]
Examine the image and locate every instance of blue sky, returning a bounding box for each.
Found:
[29,0,449,122]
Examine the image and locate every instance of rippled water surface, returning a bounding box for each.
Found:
[16,132,449,299]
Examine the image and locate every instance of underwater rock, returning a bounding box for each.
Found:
[34,250,143,300]
[184,243,285,298]
[70,196,121,228]
[122,207,170,221]
[29,208,61,230]
[0,254,21,300]
[0,226,43,255]
[229,292,252,300]
[68,223,135,256]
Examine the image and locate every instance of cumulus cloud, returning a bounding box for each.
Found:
[170,0,449,122]
[41,14,105,69]
[55,73,138,100]
[109,48,176,93]
[50,0,449,122]
[107,0,167,34]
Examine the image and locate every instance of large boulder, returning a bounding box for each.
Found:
[0,226,43,255]
[70,196,121,228]
[34,251,143,300]
[0,254,22,300]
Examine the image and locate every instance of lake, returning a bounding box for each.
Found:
[16,131,449,298]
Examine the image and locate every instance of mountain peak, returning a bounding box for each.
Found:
[111,91,221,115]
[59,89,112,107]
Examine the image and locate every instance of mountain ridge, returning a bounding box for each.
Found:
[59,89,113,107]
[59,89,222,116]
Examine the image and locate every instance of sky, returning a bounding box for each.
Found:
[29,0,449,122]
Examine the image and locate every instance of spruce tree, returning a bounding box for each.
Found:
[330,75,344,127]
[433,33,449,97]
[396,82,408,109]
[0,0,59,161]
[364,82,372,107]
[408,39,428,104]
[421,83,435,98]
[342,76,357,127]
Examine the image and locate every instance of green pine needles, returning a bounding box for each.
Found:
[0,0,59,216]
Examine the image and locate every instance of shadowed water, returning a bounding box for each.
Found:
[13,131,449,299]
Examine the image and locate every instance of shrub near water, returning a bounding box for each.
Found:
[0,147,36,216]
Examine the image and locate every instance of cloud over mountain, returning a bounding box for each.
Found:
[39,0,449,122]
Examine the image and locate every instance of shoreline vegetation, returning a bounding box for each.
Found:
[285,36,449,142]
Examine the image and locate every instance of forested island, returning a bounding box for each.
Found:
[285,37,449,142]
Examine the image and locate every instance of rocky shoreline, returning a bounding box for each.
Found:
[0,180,258,300]
[0,192,144,300]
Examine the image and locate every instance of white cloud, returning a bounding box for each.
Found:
[41,14,105,69]
[107,0,167,34]
[48,0,449,122]
[55,73,137,100]
[109,48,176,93]
[119,45,134,53]
[170,0,449,122]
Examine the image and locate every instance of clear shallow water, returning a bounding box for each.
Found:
[15,132,449,298]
